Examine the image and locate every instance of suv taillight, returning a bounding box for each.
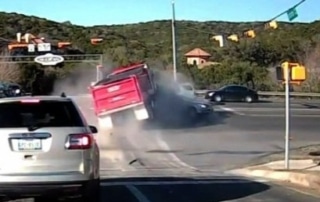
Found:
[65,134,93,150]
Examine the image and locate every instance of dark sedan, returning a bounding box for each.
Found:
[154,85,213,125]
[205,85,258,103]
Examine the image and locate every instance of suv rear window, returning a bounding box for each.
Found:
[0,100,84,128]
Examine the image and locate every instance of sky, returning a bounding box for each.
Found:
[1,0,318,26]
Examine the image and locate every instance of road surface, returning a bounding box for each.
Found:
[74,96,320,201]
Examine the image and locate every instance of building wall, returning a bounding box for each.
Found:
[186,57,208,65]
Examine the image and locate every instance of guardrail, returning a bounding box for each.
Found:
[195,90,320,98]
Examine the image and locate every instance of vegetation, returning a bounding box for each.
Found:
[0,12,320,93]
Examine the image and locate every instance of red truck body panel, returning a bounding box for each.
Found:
[91,76,143,115]
[90,63,155,116]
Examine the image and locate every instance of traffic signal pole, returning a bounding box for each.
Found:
[285,67,291,169]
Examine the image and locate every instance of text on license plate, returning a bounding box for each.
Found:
[18,139,42,150]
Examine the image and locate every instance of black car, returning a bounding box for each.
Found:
[0,82,24,98]
[153,85,213,125]
[205,85,258,103]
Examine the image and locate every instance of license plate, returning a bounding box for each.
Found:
[18,139,42,151]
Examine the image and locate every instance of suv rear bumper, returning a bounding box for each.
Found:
[0,180,91,198]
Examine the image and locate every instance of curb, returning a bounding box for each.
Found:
[229,168,320,189]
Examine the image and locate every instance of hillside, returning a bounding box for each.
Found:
[0,12,320,93]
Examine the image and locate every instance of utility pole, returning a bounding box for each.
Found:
[171,0,177,81]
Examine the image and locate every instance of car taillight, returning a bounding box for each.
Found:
[65,134,93,150]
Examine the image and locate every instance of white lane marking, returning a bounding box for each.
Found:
[227,107,320,111]
[153,132,200,171]
[101,179,269,186]
[215,106,245,115]
[247,114,320,117]
[126,185,151,202]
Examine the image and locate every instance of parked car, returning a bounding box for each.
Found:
[205,85,258,103]
[0,94,100,201]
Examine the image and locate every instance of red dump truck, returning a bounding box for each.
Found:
[90,63,157,130]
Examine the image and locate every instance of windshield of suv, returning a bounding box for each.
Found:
[0,100,84,128]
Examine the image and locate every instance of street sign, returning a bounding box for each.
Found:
[28,44,35,52]
[34,53,64,66]
[37,43,51,52]
[287,7,298,21]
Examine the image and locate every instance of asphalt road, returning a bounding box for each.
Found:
[70,96,320,202]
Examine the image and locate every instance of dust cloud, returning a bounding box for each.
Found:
[111,69,197,134]
[51,62,113,96]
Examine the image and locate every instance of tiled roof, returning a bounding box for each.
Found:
[184,48,211,57]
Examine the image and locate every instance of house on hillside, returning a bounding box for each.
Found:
[184,48,220,69]
[184,48,211,65]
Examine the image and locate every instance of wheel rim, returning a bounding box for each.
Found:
[246,96,252,102]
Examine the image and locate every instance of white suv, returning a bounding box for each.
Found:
[0,95,100,201]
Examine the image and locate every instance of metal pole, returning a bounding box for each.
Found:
[96,65,99,82]
[285,65,291,169]
[96,55,103,82]
[171,0,177,81]
[99,54,103,80]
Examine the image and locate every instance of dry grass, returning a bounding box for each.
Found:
[239,144,320,169]
[0,50,22,83]
[300,43,320,92]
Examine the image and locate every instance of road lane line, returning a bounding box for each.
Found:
[101,179,269,186]
[223,107,320,111]
[215,106,245,115]
[247,114,320,117]
[154,132,200,171]
[126,185,151,202]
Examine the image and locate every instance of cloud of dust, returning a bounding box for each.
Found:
[115,68,196,136]
[51,60,115,96]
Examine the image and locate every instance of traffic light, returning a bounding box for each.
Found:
[276,66,283,81]
[244,30,256,38]
[276,62,306,82]
[291,64,306,81]
[227,34,239,42]
[265,20,278,29]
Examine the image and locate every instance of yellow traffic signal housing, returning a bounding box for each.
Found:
[277,62,306,82]
[291,64,306,81]
[244,30,256,38]
[265,20,278,29]
[211,35,224,47]
[227,34,239,42]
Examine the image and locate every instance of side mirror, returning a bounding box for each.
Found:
[89,125,98,134]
